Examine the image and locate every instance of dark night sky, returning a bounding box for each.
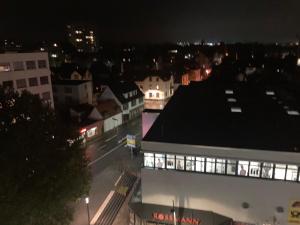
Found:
[1,0,300,43]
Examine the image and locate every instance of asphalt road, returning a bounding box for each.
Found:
[71,116,143,225]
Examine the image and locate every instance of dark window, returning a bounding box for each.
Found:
[131,99,137,106]
[65,96,72,103]
[156,77,159,82]
[16,79,26,89]
[26,60,36,70]
[40,76,49,85]
[149,76,152,81]
[42,92,51,100]
[139,97,143,104]
[38,60,47,69]
[29,77,38,87]
[123,103,128,110]
[64,87,72,93]
[2,80,13,89]
[156,93,159,98]
[13,61,24,71]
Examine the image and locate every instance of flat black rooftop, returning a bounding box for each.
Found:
[143,81,300,152]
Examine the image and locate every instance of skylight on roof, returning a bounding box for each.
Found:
[227,98,237,102]
[225,89,234,94]
[231,107,242,113]
[266,91,275,96]
[287,110,300,116]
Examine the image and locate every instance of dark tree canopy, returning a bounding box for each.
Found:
[0,87,90,225]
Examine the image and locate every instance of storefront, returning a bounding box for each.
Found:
[79,120,103,142]
[129,202,233,225]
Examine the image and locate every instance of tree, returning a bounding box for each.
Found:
[0,87,90,225]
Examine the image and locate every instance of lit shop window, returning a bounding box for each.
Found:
[176,155,184,170]
[0,62,11,72]
[196,157,205,172]
[166,154,175,169]
[155,154,165,169]
[216,159,226,174]
[186,156,195,171]
[87,127,97,138]
[249,161,261,177]
[144,153,154,168]
[206,158,216,173]
[238,161,249,176]
[274,164,286,180]
[226,160,237,175]
[286,165,298,181]
[261,163,273,179]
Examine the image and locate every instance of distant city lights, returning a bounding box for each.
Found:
[297,58,300,66]
[51,54,58,58]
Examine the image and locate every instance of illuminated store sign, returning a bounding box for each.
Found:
[153,212,201,225]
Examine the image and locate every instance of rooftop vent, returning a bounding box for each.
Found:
[227,98,237,102]
[225,89,234,94]
[266,91,275,96]
[231,107,242,113]
[287,110,300,116]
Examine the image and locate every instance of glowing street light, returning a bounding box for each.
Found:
[85,197,90,225]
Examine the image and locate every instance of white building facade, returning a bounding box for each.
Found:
[0,52,54,108]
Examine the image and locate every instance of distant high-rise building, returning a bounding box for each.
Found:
[66,24,97,53]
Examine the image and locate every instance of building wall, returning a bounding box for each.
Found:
[141,168,300,225]
[136,76,174,101]
[103,113,123,132]
[142,111,160,138]
[53,81,92,105]
[0,52,54,108]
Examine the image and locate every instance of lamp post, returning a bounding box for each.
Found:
[85,197,90,225]
[171,200,176,225]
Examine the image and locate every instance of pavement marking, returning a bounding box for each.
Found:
[118,136,127,144]
[114,172,124,187]
[104,134,117,143]
[90,190,115,225]
[97,145,107,151]
[88,142,125,167]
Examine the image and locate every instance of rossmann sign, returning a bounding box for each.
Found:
[289,201,300,224]
[153,212,201,225]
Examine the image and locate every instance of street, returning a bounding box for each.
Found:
[71,116,143,225]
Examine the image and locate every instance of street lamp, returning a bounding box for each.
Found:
[171,200,176,225]
[85,197,90,225]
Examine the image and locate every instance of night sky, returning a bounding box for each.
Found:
[1,0,300,43]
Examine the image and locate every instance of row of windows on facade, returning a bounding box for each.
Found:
[2,76,49,89]
[0,60,47,72]
[147,90,173,99]
[144,153,300,182]
[140,84,173,91]
[123,97,143,110]
[123,90,138,99]
[53,84,89,94]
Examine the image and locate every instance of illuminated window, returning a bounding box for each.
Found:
[76,38,82,42]
[216,159,226,174]
[176,155,184,170]
[186,156,195,171]
[206,158,215,173]
[0,62,11,72]
[266,91,275,96]
[166,154,175,169]
[231,107,242,113]
[196,157,205,172]
[226,160,237,175]
[156,85,159,90]
[274,164,286,180]
[227,98,236,102]
[144,153,154,168]
[249,161,261,177]
[238,161,249,176]
[225,89,234,94]
[155,154,165,169]
[261,163,273,179]
[287,110,300,116]
[286,165,298,181]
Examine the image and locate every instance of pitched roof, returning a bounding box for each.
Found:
[107,81,144,104]
[53,80,90,86]
[96,99,122,119]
